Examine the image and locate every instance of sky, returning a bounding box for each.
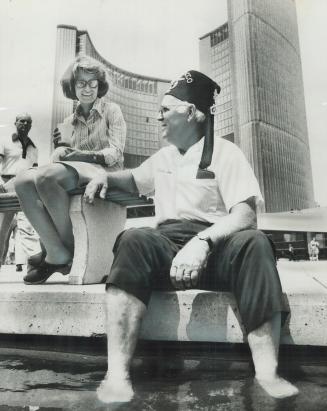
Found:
[0,0,326,206]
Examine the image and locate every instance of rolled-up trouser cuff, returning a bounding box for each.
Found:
[203,229,287,334]
[106,222,288,334]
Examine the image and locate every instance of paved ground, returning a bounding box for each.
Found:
[2,259,327,290]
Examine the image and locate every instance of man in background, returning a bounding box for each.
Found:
[0,113,41,271]
[288,243,295,261]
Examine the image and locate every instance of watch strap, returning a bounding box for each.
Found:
[196,234,214,251]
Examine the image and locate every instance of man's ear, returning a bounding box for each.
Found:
[187,104,196,122]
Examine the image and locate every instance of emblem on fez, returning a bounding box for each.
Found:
[210,89,219,115]
[168,72,194,91]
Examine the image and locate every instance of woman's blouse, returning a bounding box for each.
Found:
[63,98,126,168]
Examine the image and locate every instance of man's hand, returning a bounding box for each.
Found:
[84,173,109,204]
[0,176,6,193]
[2,178,16,193]
[170,237,211,290]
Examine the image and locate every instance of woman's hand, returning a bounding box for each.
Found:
[50,146,71,162]
[52,128,61,148]
[84,173,109,204]
[52,128,71,148]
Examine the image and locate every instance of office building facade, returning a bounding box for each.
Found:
[200,0,314,212]
[200,23,234,143]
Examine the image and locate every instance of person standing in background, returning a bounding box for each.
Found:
[309,237,319,261]
[0,113,41,271]
[288,244,295,261]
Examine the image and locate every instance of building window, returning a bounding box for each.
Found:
[210,23,229,47]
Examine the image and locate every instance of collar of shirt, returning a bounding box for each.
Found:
[11,133,36,148]
[73,98,103,125]
[172,136,205,159]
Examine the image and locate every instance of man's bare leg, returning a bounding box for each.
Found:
[0,212,15,266]
[97,286,146,403]
[248,312,299,398]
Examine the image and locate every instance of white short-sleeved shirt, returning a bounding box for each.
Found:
[0,134,38,175]
[132,137,264,224]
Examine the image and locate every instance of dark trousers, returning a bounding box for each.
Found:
[107,220,287,334]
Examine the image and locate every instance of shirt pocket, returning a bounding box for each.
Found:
[177,178,218,214]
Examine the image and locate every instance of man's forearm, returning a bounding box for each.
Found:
[198,201,257,244]
[107,170,139,194]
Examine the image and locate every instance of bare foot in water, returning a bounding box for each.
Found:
[97,373,134,403]
[255,375,299,399]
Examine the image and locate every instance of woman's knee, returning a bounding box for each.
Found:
[34,164,76,191]
[14,170,36,195]
[34,165,58,189]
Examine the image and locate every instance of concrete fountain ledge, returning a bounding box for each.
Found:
[0,261,327,346]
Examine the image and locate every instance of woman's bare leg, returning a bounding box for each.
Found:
[14,164,78,264]
[34,164,78,258]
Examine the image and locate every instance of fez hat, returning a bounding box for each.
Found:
[165,70,220,173]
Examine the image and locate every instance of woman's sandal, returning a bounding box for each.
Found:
[27,249,46,268]
[23,260,72,285]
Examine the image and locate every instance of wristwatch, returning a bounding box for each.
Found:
[196,233,214,251]
[92,153,105,165]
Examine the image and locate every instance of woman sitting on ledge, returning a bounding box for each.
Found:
[14,55,126,285]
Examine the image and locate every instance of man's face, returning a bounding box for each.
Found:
[157,95,190,148]
[15,115,32,135]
